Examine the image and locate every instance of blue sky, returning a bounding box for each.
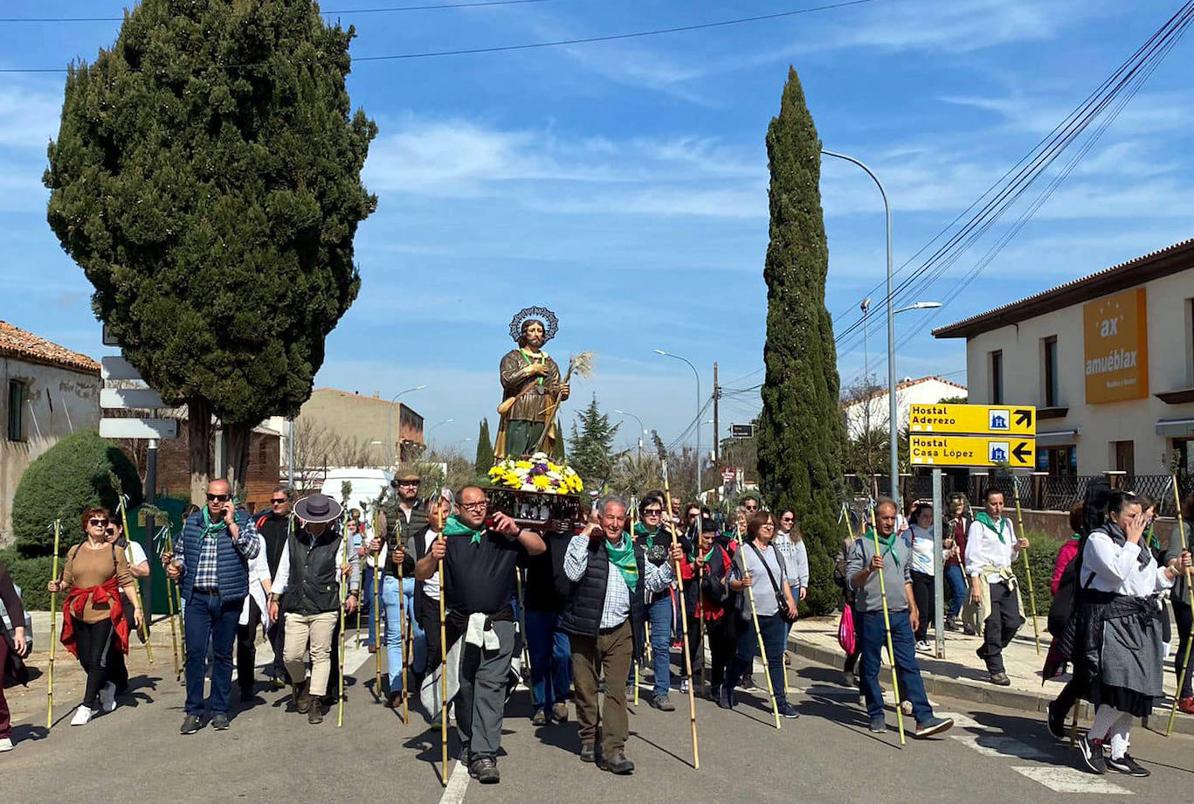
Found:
[1,0,1192,456]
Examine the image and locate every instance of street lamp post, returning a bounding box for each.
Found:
[822,148,897,502]
[387,385,427,467]
[655,349,702,499]
[614,409,647,462]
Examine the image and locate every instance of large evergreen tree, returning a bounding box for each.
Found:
[44,0,377,501]
[474,418,495,475]
[568,395,620,488]
[756,68,846,615]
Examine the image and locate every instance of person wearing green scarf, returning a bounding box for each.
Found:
[965,488,1030,686]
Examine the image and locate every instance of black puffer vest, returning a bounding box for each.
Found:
[282,529,345,616]
[561,539,648,662]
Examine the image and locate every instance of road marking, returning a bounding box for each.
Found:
[1011,766,1132,795]
[437,758,470,804]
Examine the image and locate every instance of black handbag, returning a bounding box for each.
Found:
[749,543,797,624]
[3,630,29,688]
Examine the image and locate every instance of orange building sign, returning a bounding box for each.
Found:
[1083,288,1149,404]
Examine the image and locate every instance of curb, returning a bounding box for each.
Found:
[789,635,1194,739]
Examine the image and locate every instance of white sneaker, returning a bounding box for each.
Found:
[100,682,117,713]
[71,705,94,726]
[679,680,690,693]
[0,737,13,752]
[900,700,914,716]
[915,640,932,654]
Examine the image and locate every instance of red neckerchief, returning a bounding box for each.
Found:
[60,576,130,659]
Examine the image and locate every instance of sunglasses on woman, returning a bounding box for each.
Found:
[88,518,109,526]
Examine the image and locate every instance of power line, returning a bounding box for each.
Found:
[0,0,882,72]
[0,0,559,23]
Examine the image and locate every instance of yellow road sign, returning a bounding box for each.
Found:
[910,435,1036,468]
[909,403,1036,436]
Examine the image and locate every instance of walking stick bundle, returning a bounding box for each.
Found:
[1166,474,1193,737]
[1010,480,1041,655]
[46,519,61,728]
[118,493,154,664]
[733,527,782,731]
[338,510,350,728]
[660,461,700,767]
[439,529,449,787]
[161,527,182,681]
[868,504,905,745]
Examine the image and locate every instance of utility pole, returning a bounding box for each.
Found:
[712,362,720,463]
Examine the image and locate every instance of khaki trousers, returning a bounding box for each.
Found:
[283,611,339,697]
[571,620,633,757]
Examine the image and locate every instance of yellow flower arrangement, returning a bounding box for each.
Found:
[488,452,583,495]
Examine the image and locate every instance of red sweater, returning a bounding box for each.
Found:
[1051,537,1081,595]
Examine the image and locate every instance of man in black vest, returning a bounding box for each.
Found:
[563,495,681,775]
[255,487,292,686]
[268,494,360,725]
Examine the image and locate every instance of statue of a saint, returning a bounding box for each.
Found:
[494,307,570,458]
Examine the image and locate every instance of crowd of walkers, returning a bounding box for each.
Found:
[2,475,1191,786]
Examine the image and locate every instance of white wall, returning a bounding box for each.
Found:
[1,357,101,543]
[963,269,1194,474]
[843,378,968,439]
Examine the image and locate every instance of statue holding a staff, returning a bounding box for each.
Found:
[495,306,571,458]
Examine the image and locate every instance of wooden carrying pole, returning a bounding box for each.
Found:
[868,504,906,745]
[439,529,449,787]
[46,519,61,728]
[337,513,349,728]
[733,528,781,730]
[162,528,182,681]
[661,461,700,767]
[118,495,153,663]
[1011,480,1041,655]
[1166,474,1193,737]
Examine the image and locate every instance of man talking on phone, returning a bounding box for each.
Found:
[164,478,260,735]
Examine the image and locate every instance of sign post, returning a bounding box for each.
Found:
[932,468,944,658]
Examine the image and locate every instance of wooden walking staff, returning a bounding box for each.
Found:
[161,526,182,682]
[373,509,383,699]
[733,527,782,731]
[337,506,350,728]
[868,503,906,745]
[46,519,61,728]
[628,496,640,707]
[1010,479,1041,655]
[660,461,700,767]
[438,527,449,787]
[1166,474,1194,737]
[117,493,154,663]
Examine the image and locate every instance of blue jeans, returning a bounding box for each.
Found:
[645,593,674,697]
[728,613,789,706]
[183,591,241,716]
[857,609,934,724]
[525,608,571,712]
[945,564,967,617]
[382,575,425,693]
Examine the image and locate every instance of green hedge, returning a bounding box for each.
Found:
[0,548,54,611]
[11,431,142,556]
[1010,530,1065,615]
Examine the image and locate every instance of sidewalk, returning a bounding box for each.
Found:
[788,614,1194,737]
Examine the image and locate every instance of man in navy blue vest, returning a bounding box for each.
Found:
[563,495,680,775]
[165,478,260,734]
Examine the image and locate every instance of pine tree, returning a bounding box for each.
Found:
[474,418,495,475]
[44,0,377,501]
[568,395,620,488]
[756,68,846,615]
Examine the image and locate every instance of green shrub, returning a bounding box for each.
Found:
[11,432,142,557]
[0,548,54,611]
[1011,529,1065,617]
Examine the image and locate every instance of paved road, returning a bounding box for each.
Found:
[5,643,1192,802]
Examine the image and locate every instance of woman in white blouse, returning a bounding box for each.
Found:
[1071,492,1190,778]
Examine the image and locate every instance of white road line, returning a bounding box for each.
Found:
[437,758,470,804]
[1011,766,1133,795]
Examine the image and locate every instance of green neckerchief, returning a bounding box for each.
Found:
[604,535,639,591]
[1070,532,1082,541]
[974,511,1008,544]
[866,527,901,567]
[444,515,485,545]
[634,521,661,548]
[519,348,547,387]
[1146,524,1160,551]
[690,544,716,564]
[201,507,228,538]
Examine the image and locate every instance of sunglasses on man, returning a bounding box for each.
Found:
[206,493,230,502]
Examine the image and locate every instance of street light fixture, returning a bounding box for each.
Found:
[655,349,702,498]
[387,384,427,467]
[614,408,648,462]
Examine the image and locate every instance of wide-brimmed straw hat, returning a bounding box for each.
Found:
[293,493,342,524]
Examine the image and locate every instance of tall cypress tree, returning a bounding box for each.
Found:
[474,418,495,475]
[756,68,845,614]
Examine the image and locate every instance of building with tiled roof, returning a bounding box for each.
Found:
[933,238,1194,477]
[0,320,100,375]
[842,375,968,439]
